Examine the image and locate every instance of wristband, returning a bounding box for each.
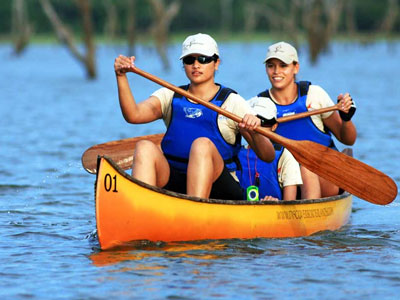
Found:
[338,98,356,121]
[257,114,277,127]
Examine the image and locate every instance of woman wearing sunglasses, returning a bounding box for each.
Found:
[114,33,275,200]
[251,41,357,199]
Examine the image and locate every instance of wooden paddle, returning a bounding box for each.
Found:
[81,133,164,174]
[126,66,396,205]
[81,67,397,204]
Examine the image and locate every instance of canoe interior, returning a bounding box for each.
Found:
[97,155,350,205]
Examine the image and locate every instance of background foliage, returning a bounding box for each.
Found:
[1,0,399,38]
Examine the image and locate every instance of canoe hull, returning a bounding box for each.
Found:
[95,156,352,250]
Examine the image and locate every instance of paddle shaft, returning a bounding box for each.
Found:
[131,67,325,148]
[82,106,339,173]
[82,107,339,173]
[130,66,397,205]
[277,104,340,123]
[130,67,339,125]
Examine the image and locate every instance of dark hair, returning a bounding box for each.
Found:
[293,61,298,81]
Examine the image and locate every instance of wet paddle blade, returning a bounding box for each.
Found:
[286,139,397,205]
[81,133,164,174]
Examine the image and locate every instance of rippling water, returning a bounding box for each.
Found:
[1,41,399,299]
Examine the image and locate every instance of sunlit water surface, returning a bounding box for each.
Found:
[1,41,400,299]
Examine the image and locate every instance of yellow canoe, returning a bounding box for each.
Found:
[95,156,352,250]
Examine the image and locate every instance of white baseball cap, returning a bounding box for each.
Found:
[180,33,219,59]
[264,41,298,64]
[247,97,277,120]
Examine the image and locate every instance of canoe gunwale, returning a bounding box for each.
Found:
[98,155,351,205]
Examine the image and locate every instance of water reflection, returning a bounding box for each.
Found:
[89,223,400,269]
[89,240,232,267]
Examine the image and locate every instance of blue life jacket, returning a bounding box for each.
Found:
[258,81,336,149]
[237,144,284,200]
[161,84,241,172]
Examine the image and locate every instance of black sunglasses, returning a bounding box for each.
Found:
[182,55,217,65]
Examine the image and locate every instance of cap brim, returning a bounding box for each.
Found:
[180,48,217,59]
[263,55,293,64]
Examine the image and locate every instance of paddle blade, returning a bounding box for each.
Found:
[81,133,164,174]
[288,140,397,205]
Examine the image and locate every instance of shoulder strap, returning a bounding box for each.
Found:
[173,85,236,101]
[257,82,311,99]
[173,84,190,99]
[273,142,283,151]
[216,86,237,101]
[257,90,270,98]
[298,81,312,97]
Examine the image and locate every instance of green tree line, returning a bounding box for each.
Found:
[1,0,399,37]
[4,0,399,79]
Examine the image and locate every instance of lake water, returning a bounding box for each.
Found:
[1,41,400,299]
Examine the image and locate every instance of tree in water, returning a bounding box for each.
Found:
[126,0,137,57]
[103,0,118,41]
[148,0,181,71]
[302,0,344,64]
[12,0,32,55]
[344,0,357,36]
[378,0,399,36]
[243,0,301,49]
[220,0,233,37]
[39,0,96,79]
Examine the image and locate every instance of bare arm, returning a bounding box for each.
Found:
[282,185,298,201]
[115,55,163,124]
[323,93,357,145]
[261,185,298,201]
[239,114,275,162]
